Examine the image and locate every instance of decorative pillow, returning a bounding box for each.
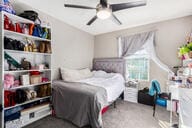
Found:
[60,68,92,82]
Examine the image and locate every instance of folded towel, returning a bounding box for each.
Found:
[149,80,161,96]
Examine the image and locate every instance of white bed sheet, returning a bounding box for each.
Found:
[77,71,125,102]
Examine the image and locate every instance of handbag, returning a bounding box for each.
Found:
[19,10,41,23]
[32,25,43,37]
[21,58,31,70]
[15,89,27,104]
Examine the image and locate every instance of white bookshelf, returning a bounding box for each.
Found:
[5,81,51,90]
[3,11,34,24]
[0,10,3,128]
[4,69,51,73]
[21,111,51,127]
[0,11,52,128]
[4,96,51,110]
[4,30,51,42]
[4,49,51,56]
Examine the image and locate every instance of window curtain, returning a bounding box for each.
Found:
[118,31,173,74]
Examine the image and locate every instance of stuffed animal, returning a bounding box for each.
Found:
[4,74,14,89]
[4,74,20,89]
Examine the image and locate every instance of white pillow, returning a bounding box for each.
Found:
[92,70,107,77]
[60,68,92,82]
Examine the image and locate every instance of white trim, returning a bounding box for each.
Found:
[117,37,122,57]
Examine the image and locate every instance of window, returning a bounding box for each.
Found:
[125,50,149,81]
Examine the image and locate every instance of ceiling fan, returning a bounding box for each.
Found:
[64,0,147,25]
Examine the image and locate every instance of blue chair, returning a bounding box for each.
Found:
[149,80,170,116]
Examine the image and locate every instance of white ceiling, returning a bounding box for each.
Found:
[14,0,192,35]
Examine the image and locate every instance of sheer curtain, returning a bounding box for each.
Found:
[118,31,173,74]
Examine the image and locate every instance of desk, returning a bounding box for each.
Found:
[179,88,192,128]
[169,85,192,128]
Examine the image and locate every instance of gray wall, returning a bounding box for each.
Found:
[12,1,95,80]
[94,16,192,91]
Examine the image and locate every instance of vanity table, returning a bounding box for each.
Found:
[179,88,192,128]
[169,84,192,128]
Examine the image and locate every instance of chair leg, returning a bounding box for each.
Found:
[120,92,124,100]
[153,104,156,117]
[114,101,116,108]
[153,94,157,117]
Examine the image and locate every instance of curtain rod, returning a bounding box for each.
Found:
[116,29,158,39]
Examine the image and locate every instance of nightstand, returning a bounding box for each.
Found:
[124,81,139,103]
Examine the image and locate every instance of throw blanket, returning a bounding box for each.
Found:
[149,80,161,96]
[52,80,108,128]
[77,70,125,102]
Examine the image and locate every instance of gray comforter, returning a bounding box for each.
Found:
[52,80,108,128]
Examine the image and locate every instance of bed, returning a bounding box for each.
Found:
[52,58,126,128]
[92,58,126,102]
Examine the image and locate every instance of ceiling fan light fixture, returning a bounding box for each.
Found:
[64,0,147,25]
[96,8,112,19]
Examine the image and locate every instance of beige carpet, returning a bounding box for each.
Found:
[25,100,174,128]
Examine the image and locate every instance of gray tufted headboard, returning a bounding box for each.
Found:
[93,58,126,79]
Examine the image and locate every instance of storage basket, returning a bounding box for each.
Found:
[30,75,42,84]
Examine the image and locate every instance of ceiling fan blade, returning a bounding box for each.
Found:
[111,1,146,12]
[87,16,97,25]
[64,4,96,9]
[111,14,122,25]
